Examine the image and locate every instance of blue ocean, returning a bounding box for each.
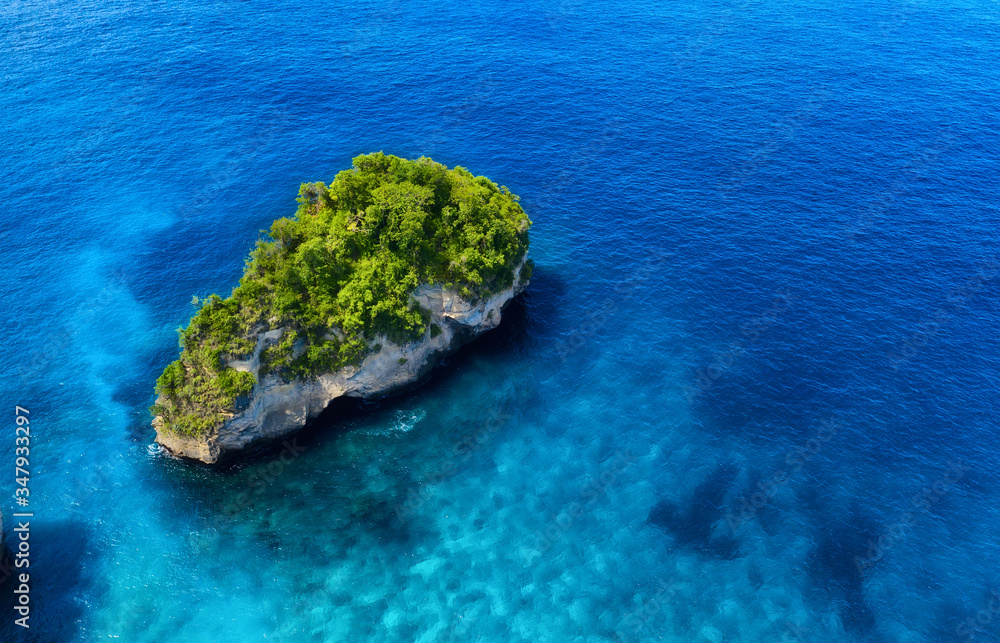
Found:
[2,0,999,640]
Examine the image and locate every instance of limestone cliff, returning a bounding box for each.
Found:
[153,259,529,464]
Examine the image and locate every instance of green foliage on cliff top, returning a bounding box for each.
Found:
[153,153,531,437]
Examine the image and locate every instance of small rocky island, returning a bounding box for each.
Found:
[152,154,531,463]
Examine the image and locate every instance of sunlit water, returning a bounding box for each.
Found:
[2,0,1000,641]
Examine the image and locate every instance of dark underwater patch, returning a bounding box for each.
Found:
[806,508,879,636]
[0,520,94,643]
[648,461,742,559]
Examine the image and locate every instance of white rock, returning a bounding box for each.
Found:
[153,259,529,463]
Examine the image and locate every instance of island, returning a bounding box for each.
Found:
[151,153,532,463]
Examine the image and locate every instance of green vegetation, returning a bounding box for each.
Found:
[152,153,531,437]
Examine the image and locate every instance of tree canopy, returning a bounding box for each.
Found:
[153,153,532,437]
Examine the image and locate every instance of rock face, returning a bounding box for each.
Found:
[153,259,529,464]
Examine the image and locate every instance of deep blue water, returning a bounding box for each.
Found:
[2,0,1000,640]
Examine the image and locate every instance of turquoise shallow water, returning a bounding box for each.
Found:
[3,0,1000,641]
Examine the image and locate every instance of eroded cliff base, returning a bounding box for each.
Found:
[154,264,528,464]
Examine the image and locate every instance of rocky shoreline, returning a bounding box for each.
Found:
[153,259,529,464]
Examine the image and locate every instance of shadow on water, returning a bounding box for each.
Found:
[648,461,742,559]
[210,289,539,471]
[129,260,565,459]
[0,520,94,643]
[131,286,545,555]
[129,280,543,474]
